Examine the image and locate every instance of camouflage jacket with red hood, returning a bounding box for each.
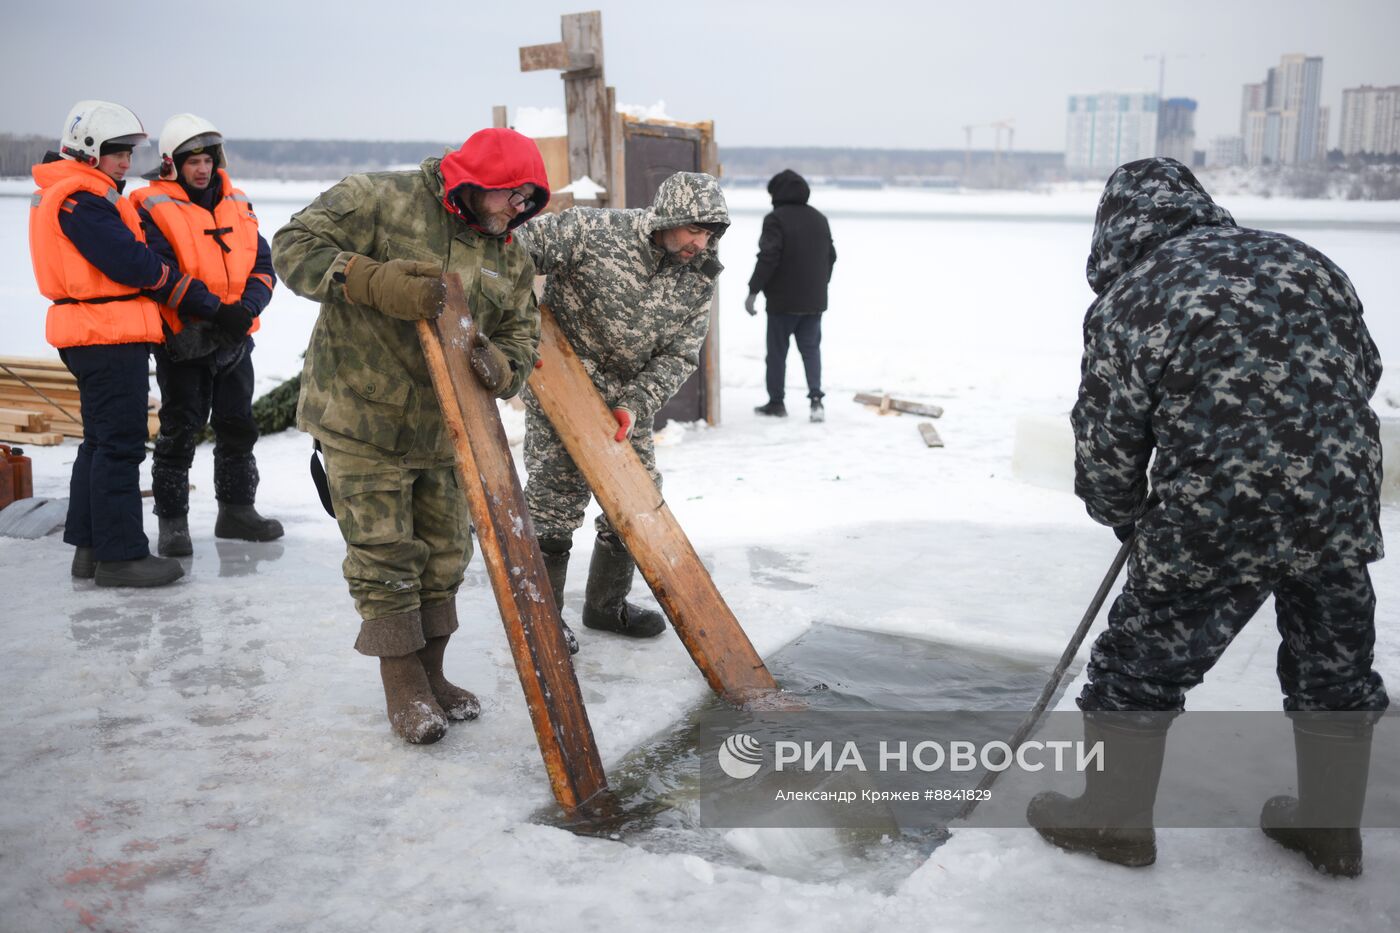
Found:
[273,130,549,462]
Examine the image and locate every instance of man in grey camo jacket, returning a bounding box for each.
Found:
[517,172,729,653]
[1028,158,1388,877]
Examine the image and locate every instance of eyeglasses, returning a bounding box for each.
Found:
[507,190,535,211]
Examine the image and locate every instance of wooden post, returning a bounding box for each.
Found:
[521,11,614,206]
[529,306,780,704]
[417,277,608,812]
[492,105,508,129]
[560,11,611,194]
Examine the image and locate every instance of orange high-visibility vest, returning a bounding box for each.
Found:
[29,160,165,349]
[130,170,266,336]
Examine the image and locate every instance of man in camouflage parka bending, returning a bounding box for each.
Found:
[1028,158,1388,877]
[272,129,549,745]
[518,172,729,653]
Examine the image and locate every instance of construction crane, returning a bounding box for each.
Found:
[963,119,1016,187]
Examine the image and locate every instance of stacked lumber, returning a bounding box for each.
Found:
[0,355,160,443]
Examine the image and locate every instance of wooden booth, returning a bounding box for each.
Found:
[511,10,723,429]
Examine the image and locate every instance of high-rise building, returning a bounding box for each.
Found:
[1065,92,1159,173]
[1339,85,1400,155]
[1208,136,1245,168]
[1156,98,1197,164]
[1240,54,1326,164]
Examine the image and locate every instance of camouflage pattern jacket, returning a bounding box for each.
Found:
[1073,158,1383,586]
[272,157,539,462]
[517,172,728,420]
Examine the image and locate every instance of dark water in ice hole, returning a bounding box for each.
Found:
[536,623,1068,890]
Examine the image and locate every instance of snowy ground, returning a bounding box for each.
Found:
[2,182,1399,931]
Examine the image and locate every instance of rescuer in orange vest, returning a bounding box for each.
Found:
[132,114,282,557]
[30,100,224,587]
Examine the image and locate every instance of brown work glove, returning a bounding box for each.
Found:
[341,257,445,320]
[469,333,513,396]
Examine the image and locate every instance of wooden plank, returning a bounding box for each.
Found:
[0,372,79,388]
[519,40,570,72]
[919,422,944,448]
[532,136,572,198]
[0,429,62,445]
[529,305,780,704]
[0,356,69,372]
[0,408,48,432]
[853,392,945,419]
[418,276,608,813]
[492,105,508,129]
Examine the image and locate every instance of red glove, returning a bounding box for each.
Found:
[611,407,634,442]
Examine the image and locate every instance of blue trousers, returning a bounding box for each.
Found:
[59,343,153,561]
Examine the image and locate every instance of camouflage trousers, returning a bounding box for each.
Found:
[523,405,660,541]
[1079,554,1389,714]
[321,445,470,655]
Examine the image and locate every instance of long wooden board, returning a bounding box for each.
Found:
[418,277,607,813]
[528,305,779,705]
[853,392,944,419]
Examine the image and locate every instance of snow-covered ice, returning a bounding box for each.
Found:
[2,182,1398,931]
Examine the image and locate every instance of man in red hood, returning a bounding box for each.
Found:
[273,129,549,745]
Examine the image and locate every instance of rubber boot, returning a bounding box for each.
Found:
[582,531,665,638]
[1261,716,1373,878]
[1025,714,1169,867]
[379,653,449,745]
[416,633,481,721]
[71,546,96,579]
[215,502,285,542]
[539,537,580,655]
[94,555,185,588]
[158,514,193,557]
[809,400,825,423]
[754,400,787,417]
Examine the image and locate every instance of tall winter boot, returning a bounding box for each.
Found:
[416,622,481,722]
[380,652,449,745]
[1261,716,1373,878]
[582,531,665,639]
[158,514,193,557]
[215,502,285,542]
[1025,714,1170,867]
[539,537,580,654]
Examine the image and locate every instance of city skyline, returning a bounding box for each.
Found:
[0,1,1396,154]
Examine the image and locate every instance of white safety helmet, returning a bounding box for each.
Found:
[59,100,149,165]
[156,113,224,179]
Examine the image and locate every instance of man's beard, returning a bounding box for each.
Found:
[467,193,510,235]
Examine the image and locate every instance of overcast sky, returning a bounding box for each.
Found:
[2,0,1396,153]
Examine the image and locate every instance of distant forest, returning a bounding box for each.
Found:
[3,133,1397,196]
[0,132,1062,186]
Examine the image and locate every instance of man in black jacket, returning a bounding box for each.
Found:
[745,170,836,422]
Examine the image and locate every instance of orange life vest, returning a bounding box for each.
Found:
[130,170,266,336]
[29,160,165,349]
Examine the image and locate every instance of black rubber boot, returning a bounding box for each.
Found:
[71,547,96,579]
[754,401,787,417]
[158,514,193,557]
[417,633,481,721]
[215,503,285,542]
[379,653,449,745]
[94,555,185,588]
[1025,714,1169,867]
[539,537,580,654]
[582,531,665,638]
[1261,716,1373,878]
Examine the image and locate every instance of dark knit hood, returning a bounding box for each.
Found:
[1087,157,1236,295]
